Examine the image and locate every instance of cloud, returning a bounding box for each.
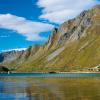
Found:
[37,0,99,24]
[0,14,54,41]
[0,35,9,38]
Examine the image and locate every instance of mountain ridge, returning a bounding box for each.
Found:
[0,5,100,72]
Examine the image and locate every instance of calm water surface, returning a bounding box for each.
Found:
[0,73,100,100]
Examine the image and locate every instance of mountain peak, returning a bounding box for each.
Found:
[0,5,100,72]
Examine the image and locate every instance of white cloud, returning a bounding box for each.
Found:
[0,14,54,41]
[0,35,9,38]
[37,0,99,24]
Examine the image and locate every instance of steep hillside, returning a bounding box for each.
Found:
[0,5,100,72]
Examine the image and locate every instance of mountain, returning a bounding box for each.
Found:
[0,5,100,72]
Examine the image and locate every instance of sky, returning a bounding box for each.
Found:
[0,0,100,52]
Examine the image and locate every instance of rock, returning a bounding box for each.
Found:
[0,5,100,72]
[47,47,65,61]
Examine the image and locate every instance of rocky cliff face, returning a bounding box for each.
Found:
[0,5,100,72]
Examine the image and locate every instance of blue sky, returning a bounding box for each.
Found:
[0,0,100,52]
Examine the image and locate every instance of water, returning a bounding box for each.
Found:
[0,73,100,100]
[0,73,100,77]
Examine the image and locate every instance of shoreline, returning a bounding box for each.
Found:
[0,72,100,74]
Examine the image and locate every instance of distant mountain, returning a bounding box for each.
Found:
[1,48,26,53]
[0,5,100,72]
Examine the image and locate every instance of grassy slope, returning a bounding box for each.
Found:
[5,6,100,72]
[16,25,100,72]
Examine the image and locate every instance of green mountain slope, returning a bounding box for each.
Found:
[0,5,100,72]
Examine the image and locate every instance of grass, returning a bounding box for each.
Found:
[2,7,100,72]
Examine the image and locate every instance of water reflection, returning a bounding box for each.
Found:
[0,77,100,100]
